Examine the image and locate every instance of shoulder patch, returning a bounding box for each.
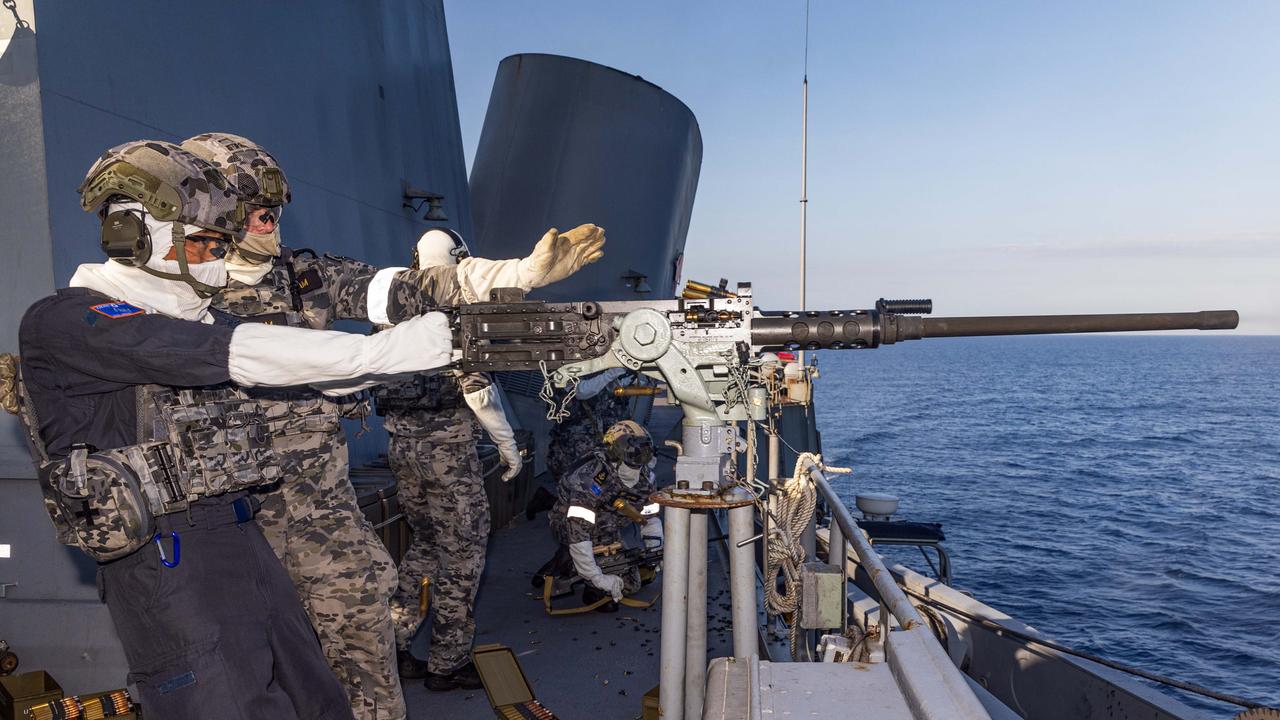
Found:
[293,267,323,295]
[90,302,145,319]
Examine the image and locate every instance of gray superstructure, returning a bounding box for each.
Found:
[470,53,702,302]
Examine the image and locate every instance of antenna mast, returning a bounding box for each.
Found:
[799,0,810,363]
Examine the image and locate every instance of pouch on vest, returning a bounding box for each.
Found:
[373,373,463,415]
[147,387,283,497]
[43,448,156,561]
[10,361,160,560]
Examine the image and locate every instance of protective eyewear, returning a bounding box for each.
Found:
[249,205,283,228]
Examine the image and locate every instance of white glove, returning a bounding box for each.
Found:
[464,382,522,482]
[575,368,628,399]
[596,573,625,602]
[641,516,664,550]
[228,312,453,389]
[568,540,625,602]
[455,224,605,302]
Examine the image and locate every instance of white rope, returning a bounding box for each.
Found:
[762,452,853,658]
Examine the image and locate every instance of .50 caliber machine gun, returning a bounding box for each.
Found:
[452,284,1237,493]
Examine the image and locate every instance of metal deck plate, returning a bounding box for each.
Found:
[703,656,915,720]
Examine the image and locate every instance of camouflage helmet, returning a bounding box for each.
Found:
[180,133,291,208]
[603,420,654,468]
[78,140,243,234]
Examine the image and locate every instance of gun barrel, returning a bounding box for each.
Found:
[752,309,1239,350]
[918,311,1239,338]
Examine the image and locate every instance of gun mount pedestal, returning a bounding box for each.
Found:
[651,470,755,720]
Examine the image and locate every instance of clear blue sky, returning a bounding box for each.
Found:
[447,1,1279,333]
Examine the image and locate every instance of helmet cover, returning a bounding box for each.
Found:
[78,140,243,234]
[603,420,654,468]
[181,132,291,208]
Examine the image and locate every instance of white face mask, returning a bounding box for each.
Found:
[68,201,227,322]
[225,227,281,285]
[236,228,281,262]
[618,462,644,488]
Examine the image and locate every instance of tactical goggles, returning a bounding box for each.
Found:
[247,204,283,228]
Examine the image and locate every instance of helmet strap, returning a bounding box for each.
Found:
[134,225,222,299]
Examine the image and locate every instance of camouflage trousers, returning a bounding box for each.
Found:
[255,428,405,720]
[386,434,490,674]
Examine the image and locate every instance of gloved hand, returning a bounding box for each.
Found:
[518,224,606,288]
[454,224,606,302]
[568,540,625,601]
[595,573,626,602]
[463,378,523,482]
[641,516,664,550]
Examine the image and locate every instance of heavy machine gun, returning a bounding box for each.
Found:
[453,284,1237,491]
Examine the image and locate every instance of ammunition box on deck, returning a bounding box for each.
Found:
[0,671,61,720]
[472,644,559,719]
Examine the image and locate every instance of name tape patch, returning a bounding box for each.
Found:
[155,670,196,694]
[90,302,145,319]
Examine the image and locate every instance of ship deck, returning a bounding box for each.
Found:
[404,405,736,719]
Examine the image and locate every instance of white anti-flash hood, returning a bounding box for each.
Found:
[69,201,227,322]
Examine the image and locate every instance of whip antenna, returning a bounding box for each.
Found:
[799,0,811,363]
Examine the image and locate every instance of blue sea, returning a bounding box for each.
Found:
[814,336,1280,717]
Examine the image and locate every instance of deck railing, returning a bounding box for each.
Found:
[799,456,993,719]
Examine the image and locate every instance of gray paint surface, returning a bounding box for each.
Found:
[0,0,472,694]
[470,53,702,301]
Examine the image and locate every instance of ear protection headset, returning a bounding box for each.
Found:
[100,207,152,266]
[412,227,470,270]
[100,205,227,265]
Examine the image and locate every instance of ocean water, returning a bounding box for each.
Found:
[813,336,1280,717]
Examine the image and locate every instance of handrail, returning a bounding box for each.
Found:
[798,457,993,720]
[799,457,925,630]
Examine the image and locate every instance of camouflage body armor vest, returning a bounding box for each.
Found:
[17,375,283,562]
[213,247,323,328]
[211,247,367,422]
[375,372,483,441]
[373,372,464,415]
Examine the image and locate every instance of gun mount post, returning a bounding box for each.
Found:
[685,511,709,720]
[660,505,692,720]
[729,501,759,660]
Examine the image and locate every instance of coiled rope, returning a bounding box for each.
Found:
[762,452,850,658]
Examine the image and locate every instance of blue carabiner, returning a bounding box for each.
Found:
[153,531,180,568]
